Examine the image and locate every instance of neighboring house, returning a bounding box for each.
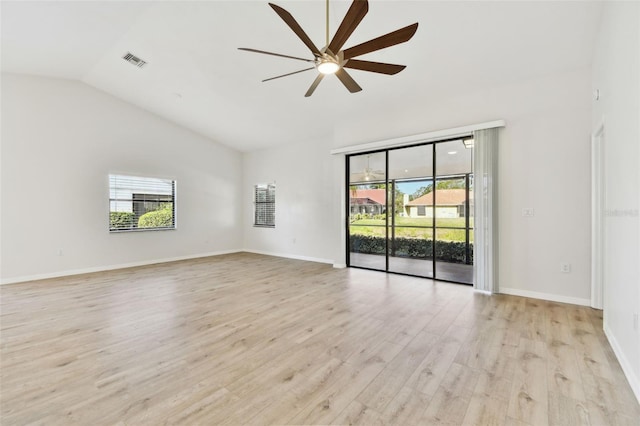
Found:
[350,189,386,215]
[405,189,472,218]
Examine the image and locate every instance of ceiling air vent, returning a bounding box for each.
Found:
[122,52,147,68]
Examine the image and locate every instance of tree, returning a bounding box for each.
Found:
[410,185,433,201]
[434,179,466,190]
[390,186,405,216]
[372,183,405,216]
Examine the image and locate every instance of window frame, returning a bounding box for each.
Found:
[254,183,275,228]
[108,174,177,233]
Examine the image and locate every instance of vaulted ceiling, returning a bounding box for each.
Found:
[1,1,603,151]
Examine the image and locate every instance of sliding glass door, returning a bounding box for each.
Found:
[348,152,387,271]
[387,145,434,277]
[347,138,474,284]
[434,140,474,283]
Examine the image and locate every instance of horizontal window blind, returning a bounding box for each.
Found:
[109,174,176,232]
[254,184,275,227]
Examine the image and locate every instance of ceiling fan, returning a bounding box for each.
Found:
[357,155,384,182]
[239,0,418,97]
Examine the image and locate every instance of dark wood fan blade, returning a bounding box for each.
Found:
[304,74,324,97]
[342,22,418,59]
[335,68,362,93]
[238,48,315,63]
[327,0,368,55]
[262,67,315,82]
[269,3,322,57]
[343,59,406,75]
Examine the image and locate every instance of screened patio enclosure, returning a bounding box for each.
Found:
[347,138,474,284]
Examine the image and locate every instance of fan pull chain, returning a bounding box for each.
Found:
[326,0,329,48]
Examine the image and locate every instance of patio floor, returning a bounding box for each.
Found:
[349,252,473,284]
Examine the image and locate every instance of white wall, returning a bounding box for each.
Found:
[243,136,340,264]
[592,2,640,401]
[244,66,593,306]
[1,73,243,283]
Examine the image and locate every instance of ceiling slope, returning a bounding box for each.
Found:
[1,1,603,151]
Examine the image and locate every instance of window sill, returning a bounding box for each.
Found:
[109,227,176,233]
[253,225,275,229]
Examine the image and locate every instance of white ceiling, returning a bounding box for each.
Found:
[1,1,603,152]
[349,138,473,183]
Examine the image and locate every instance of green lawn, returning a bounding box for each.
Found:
[352,217,472,227]
[350,216,473,242]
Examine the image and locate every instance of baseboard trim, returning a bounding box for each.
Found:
[0,250,242,285]
[499,287,590,307]
[333,263,347,269]
[604,323,640,404]
[242,249,333,265]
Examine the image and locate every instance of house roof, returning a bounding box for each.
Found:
[406,189,471,207]
[350,189,386,206]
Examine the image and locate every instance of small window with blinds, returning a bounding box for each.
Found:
[109,174,176,232]
[254,184,275,228]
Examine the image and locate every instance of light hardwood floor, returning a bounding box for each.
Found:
[1,253,639,425]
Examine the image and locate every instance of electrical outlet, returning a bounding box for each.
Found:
[560,263,571,273]
[56,248,63,256]
[634,312,639,331]
[522,208,535,217]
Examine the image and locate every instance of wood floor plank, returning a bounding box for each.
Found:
[474,368,515,402]
[546,342,587,402]
[547,391,590,426]
[582,371,640,419]
[379,386,430,426]
[417,362,480,424]
[507,338,549,425]
[405,335,462,396]
[245,357,347,425]
[420,385,473,425]
[355,331,440,411]
[331,400,384,426]
[1,253,638,425]
[287,358,386,425]
[461,394,510,425]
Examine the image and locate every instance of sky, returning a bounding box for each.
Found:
[397,180,430,195]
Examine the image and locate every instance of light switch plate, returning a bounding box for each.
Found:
[522,208,535,217]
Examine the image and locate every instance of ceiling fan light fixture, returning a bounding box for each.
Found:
[240,0,418,96]
[317,59,340,75]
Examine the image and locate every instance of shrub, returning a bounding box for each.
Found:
[350,234,473,264]
[110,212,135,230]
[350,212,386,222]
[138,206,173,228]
[350,213,367,222]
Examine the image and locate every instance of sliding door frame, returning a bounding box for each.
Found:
[345,135,474,285]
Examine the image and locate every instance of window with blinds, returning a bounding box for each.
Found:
[109,174,176,232]
[254,184,275,228]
